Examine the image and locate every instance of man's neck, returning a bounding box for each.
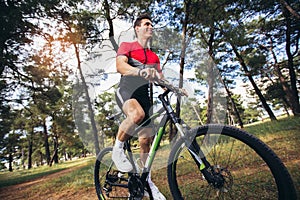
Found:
[137,38,150,49]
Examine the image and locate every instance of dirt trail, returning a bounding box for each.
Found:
[0,165,97,200]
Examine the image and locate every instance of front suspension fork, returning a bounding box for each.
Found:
[187,138,218,185]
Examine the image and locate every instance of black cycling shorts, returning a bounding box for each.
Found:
[115,83,151,127]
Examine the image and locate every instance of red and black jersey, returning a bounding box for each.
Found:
[117,41,161,72]
[116,41,161,93]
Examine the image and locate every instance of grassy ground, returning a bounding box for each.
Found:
[0,116,299,199]
[244,116,300,198]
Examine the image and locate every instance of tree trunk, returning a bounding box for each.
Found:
[74,43,101,154]
[28,130,33,169]
[51,123,59,164]
[8,152,13,172]
[40,151,43,166]
[176,0,190,118]
[282,5,300,116]
[103,0,118,52]
[43,118,51,165]
[49,147,58,167]
[231,44,277,121]
[53,138,59,164]
[222,78,244,127]
[206,57,214,124]
[279,0,300,20]
[268,36,297,116]
[172,0,191,142]
[22,148,25,169]
[205,22,216,124]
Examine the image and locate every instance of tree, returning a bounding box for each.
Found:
[0,109,19,172]
[242,0,300,116]
[95,91,118,143]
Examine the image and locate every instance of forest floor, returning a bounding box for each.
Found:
[1,151,299,200]
[0,163,97,200]
[1,117,300,199]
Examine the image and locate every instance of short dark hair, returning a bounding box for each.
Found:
[133,13,152,29]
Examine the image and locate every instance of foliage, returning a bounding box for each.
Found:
[95,91,118,142]
[0,0,299,172]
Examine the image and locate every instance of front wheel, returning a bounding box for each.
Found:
[167,124,297,200]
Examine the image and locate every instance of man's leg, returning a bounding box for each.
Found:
[139,128,166,200]
[138,130,152,164]
[112,99,145,172]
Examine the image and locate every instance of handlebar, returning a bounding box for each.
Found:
[139,69,188,97]
[154,78,189,97]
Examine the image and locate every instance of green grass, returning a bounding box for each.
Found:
[34,159,95,192]
[244,116,300,198]
[0,116,299,199]
[0,157,94,188]
[244,116,300,136]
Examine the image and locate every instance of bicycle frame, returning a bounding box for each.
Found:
[125,87,211,186]
[103,84,216,198]
[141,88,216,186]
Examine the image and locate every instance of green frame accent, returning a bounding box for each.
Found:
[200,163,205,170]
[146,127,165,168]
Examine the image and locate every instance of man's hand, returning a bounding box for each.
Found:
[139,68,161,81]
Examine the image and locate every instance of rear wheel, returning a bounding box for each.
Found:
[167,124,297,200]
[94,147,130,199]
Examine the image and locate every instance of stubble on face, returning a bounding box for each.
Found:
[137,19,153,39]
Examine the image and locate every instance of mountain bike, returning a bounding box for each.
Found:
[94,79,297,200]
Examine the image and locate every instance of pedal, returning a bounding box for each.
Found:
[118,172,125,178]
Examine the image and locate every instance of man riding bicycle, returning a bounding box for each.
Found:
[112,14,166,200]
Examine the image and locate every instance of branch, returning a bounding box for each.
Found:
[279,0,300,20]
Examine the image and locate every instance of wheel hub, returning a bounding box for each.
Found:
[211,165,233,191]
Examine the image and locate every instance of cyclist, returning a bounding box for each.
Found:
[112,13,166,200]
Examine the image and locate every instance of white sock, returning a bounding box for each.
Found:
[114,139,124,149]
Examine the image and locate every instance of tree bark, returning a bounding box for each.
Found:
[8,152,13,172]
[281,4,300,116]
[43,118,51,165]
[176,0,190,119]
[74,43,101,154]
[268,36,298,116]
[171,0,191,143]
[103,0,118,52]
[222,78,244,127]
[279,0,300,20]
[206,27,216,124]
[28,129,33,169]
[49,145,58,167]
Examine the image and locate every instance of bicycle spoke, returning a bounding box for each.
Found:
[167,126,290,200]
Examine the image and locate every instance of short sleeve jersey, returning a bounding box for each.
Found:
[117,41,161,90]
[117,41,161,71]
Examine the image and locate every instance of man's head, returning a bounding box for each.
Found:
[134,14,153,39]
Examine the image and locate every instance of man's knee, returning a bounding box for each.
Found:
[123,100,145,125]
[130,110,145,124]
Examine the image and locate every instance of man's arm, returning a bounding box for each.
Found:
[116,55,139,76]
[116,55,162,80]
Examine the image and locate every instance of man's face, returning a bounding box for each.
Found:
[135,19,153,39]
